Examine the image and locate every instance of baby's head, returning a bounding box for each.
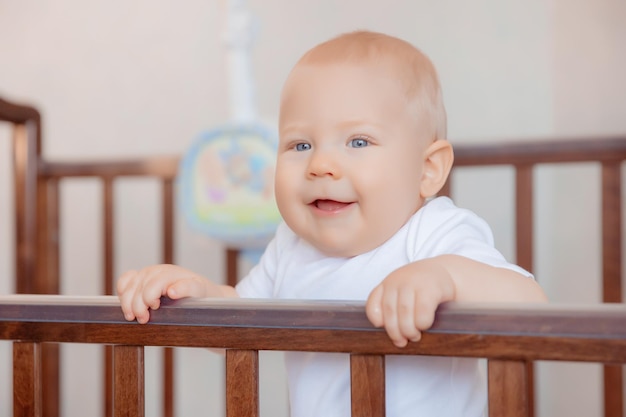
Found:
[275,31,453,257]
[294,30,447,142]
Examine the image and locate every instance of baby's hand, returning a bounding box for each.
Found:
[117,264,216,324]
[365,259,456,348]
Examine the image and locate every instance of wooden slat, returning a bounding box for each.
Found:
[13,342,42,417]
[36,178,60,295]
[162,178,175,417]
[515,165,534,272]
[351,354,385,417]
[488,360,528,417]
[13,122,39,294]
[40,344,59,417]
[103,177,115,296]
[113,345,144,417]
[162,178,175,265]
[602,161,623,417]
[604,365,623,417]
[162,349,174,417]
[226,248,239,287]
[35,179,61,417]
[105,345,114,417]
[514,165,535,417]
[601,161,623,303]
[226,350,259,417]
[103,178,115,417]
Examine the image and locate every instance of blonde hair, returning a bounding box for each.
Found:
[296,30,447,141]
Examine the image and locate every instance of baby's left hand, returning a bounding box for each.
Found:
[365,259,456,348]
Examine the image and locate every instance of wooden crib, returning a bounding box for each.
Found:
[2,95,625,417]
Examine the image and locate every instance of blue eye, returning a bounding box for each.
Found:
[295,143,311,151]
[348,137,369,148]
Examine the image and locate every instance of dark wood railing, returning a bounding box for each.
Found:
[3,295,626,417]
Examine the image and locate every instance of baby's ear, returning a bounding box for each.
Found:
[419,140,454,198]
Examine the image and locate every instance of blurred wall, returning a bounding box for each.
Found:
[0,1,625,416]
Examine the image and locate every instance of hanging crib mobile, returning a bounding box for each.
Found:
[179,0,281,262]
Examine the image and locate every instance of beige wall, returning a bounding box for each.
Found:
[0,1,625,416]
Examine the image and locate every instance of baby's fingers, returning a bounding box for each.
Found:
[369,286,410,348]
[165,276,210,300]
[116,269,137,297]
[117,267,166,324]
[396,291,422,343]
[365,285,384,327]
[413,293,439,331]
[117,270,145,322]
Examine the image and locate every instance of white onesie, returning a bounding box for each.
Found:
[236,196,530,417]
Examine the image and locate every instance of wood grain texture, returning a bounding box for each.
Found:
[5,296,626,417]
[13,342,42,417]
[113,345,144,417]
[162,178,175,417]
[2,296,626,361]
[351,354,385,417]
[226,350,259,417]
[514,165,535,417]
[103,178,115,417]
[488,360,528,417]
[602,162,623,417]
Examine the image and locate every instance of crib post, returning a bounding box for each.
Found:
[13,341,43,417]
[602,161,623,417]
[35,177,60,417]
[351,354,385,417]
[488,360,529,417]
[226,350,259,417]
[515,164,536,416]
[162,178,176,417]
[113,345,144,417]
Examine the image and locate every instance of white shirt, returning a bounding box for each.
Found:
[236,197,530,417]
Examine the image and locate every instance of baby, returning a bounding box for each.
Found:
[118,30,547,417]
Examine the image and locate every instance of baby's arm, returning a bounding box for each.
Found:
[365,255,547,347]
[117,264,238,324]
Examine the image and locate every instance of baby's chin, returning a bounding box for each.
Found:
[282,213,402,258]
[304,236,384,259]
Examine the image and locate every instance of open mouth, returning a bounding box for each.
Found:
[311,199,352,211]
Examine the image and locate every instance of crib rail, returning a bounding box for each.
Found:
[2,295,626,417]
[452,136,626,166]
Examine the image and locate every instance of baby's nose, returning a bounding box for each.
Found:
[307,150,342,179]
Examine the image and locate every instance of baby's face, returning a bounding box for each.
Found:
[275,62,430,257]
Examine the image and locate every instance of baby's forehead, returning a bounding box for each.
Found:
[296,51,404,77]
[290,59,396,80]
[282,57,420,108]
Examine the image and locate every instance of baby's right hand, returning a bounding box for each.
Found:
[117,264,215,324]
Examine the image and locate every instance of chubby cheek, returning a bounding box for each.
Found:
[273,165,300,224]
[363,174,423,221]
